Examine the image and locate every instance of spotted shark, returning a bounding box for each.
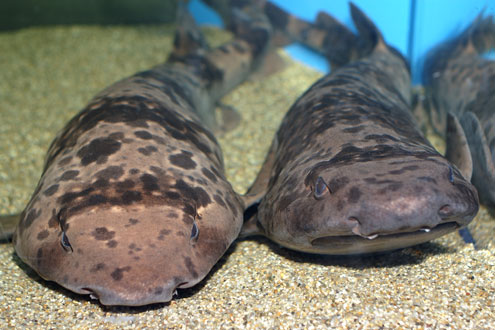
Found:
[423,12,495,206]
[203,0,361,69]
[242,3,479,255]
[7,3,272,306]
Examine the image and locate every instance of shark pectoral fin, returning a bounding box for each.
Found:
[239,209,263,238]
[239,137,280,238]
[239,193,263,238]
[460,111,495,204]
[271,30,293,48]
[215,102,241,133]
[245,137,278,199]
[249,50,286,80]
[0,213,20,242]
[445,112,473,180]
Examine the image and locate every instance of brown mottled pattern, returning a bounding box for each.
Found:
[246,4,479,255]
[12,6,271,306]
[423,13,495,205]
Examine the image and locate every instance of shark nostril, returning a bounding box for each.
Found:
[348,217,366,237]
[348,216,360,224]
[438,204,453,218]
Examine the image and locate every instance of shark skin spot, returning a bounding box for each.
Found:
[21,208,42,231]
[201,167,217,183]
[110,266,131,281]
[106,240,118,248]
[347,186,361,204]
[184,257,198,278]
[169,151,197,170]
[108,132,124,140]
[37,230,49,240]
[327,176,350,194]
[92,227,115,241]
[90,263,106,273]
[165,191,181,200]
[167,212,178,218]
[174,179,212,208]
[43,184,59,196]
[121,191,142,205]
[140,174,159,191]
[149,165,165,176]
[134,130,153,140]
[77,138,122,166]
[59,170,79,181]
[95,165,124,180]
[116,179,135,191]
[417,176,437,184]
[138,145,158,156]
[93,178,109,189]
[213,194,226,208]
[157,229,171,241]
[58,156,73,166]
[126,218,139,226]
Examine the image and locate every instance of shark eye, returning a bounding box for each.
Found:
[314,176,329,199]
[60,231,73,253]
[190,222,199,242]
[447,165,454,183]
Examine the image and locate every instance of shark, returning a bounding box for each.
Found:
[423,12,495,206]
[241,3,479,255]
[6,3,272,306]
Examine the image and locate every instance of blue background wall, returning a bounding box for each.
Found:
[189,0,495,84]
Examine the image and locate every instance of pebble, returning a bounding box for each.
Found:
[0,24,494,330]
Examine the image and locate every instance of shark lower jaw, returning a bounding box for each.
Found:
[308,221,460,255]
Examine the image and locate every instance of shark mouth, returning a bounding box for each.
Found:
[310,222,461,255]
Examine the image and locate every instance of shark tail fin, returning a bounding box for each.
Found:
[170,1,209,60]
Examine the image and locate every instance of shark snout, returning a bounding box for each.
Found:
[76,276,190,306]
[346,184,476,239]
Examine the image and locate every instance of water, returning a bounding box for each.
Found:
[0,1,494,328]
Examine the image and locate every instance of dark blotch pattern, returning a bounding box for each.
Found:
[58,156,73,166]
[21,208,42,231]
[59,170,79,181]
[201,167,217,183]
[158,229,171,240]
[111,266,131,281]
[138,145,158,156]
[169,150,197,170]
[92,227,115,241]
[90,263,106,272]
[77,138,122,166]
[184,256,198,278]
[107,240,118,248]
[37,230,49,240]
[140,174,159,191]
[174,179,211,208]
[327,176,350,194]
[213,194,226,208]
[121,191,142,205]
[95,165,124,180]
[43,184,59,196]
[134,130,153,140]
[347,186,361,203]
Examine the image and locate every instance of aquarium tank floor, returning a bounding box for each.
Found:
[0,24,494,329]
